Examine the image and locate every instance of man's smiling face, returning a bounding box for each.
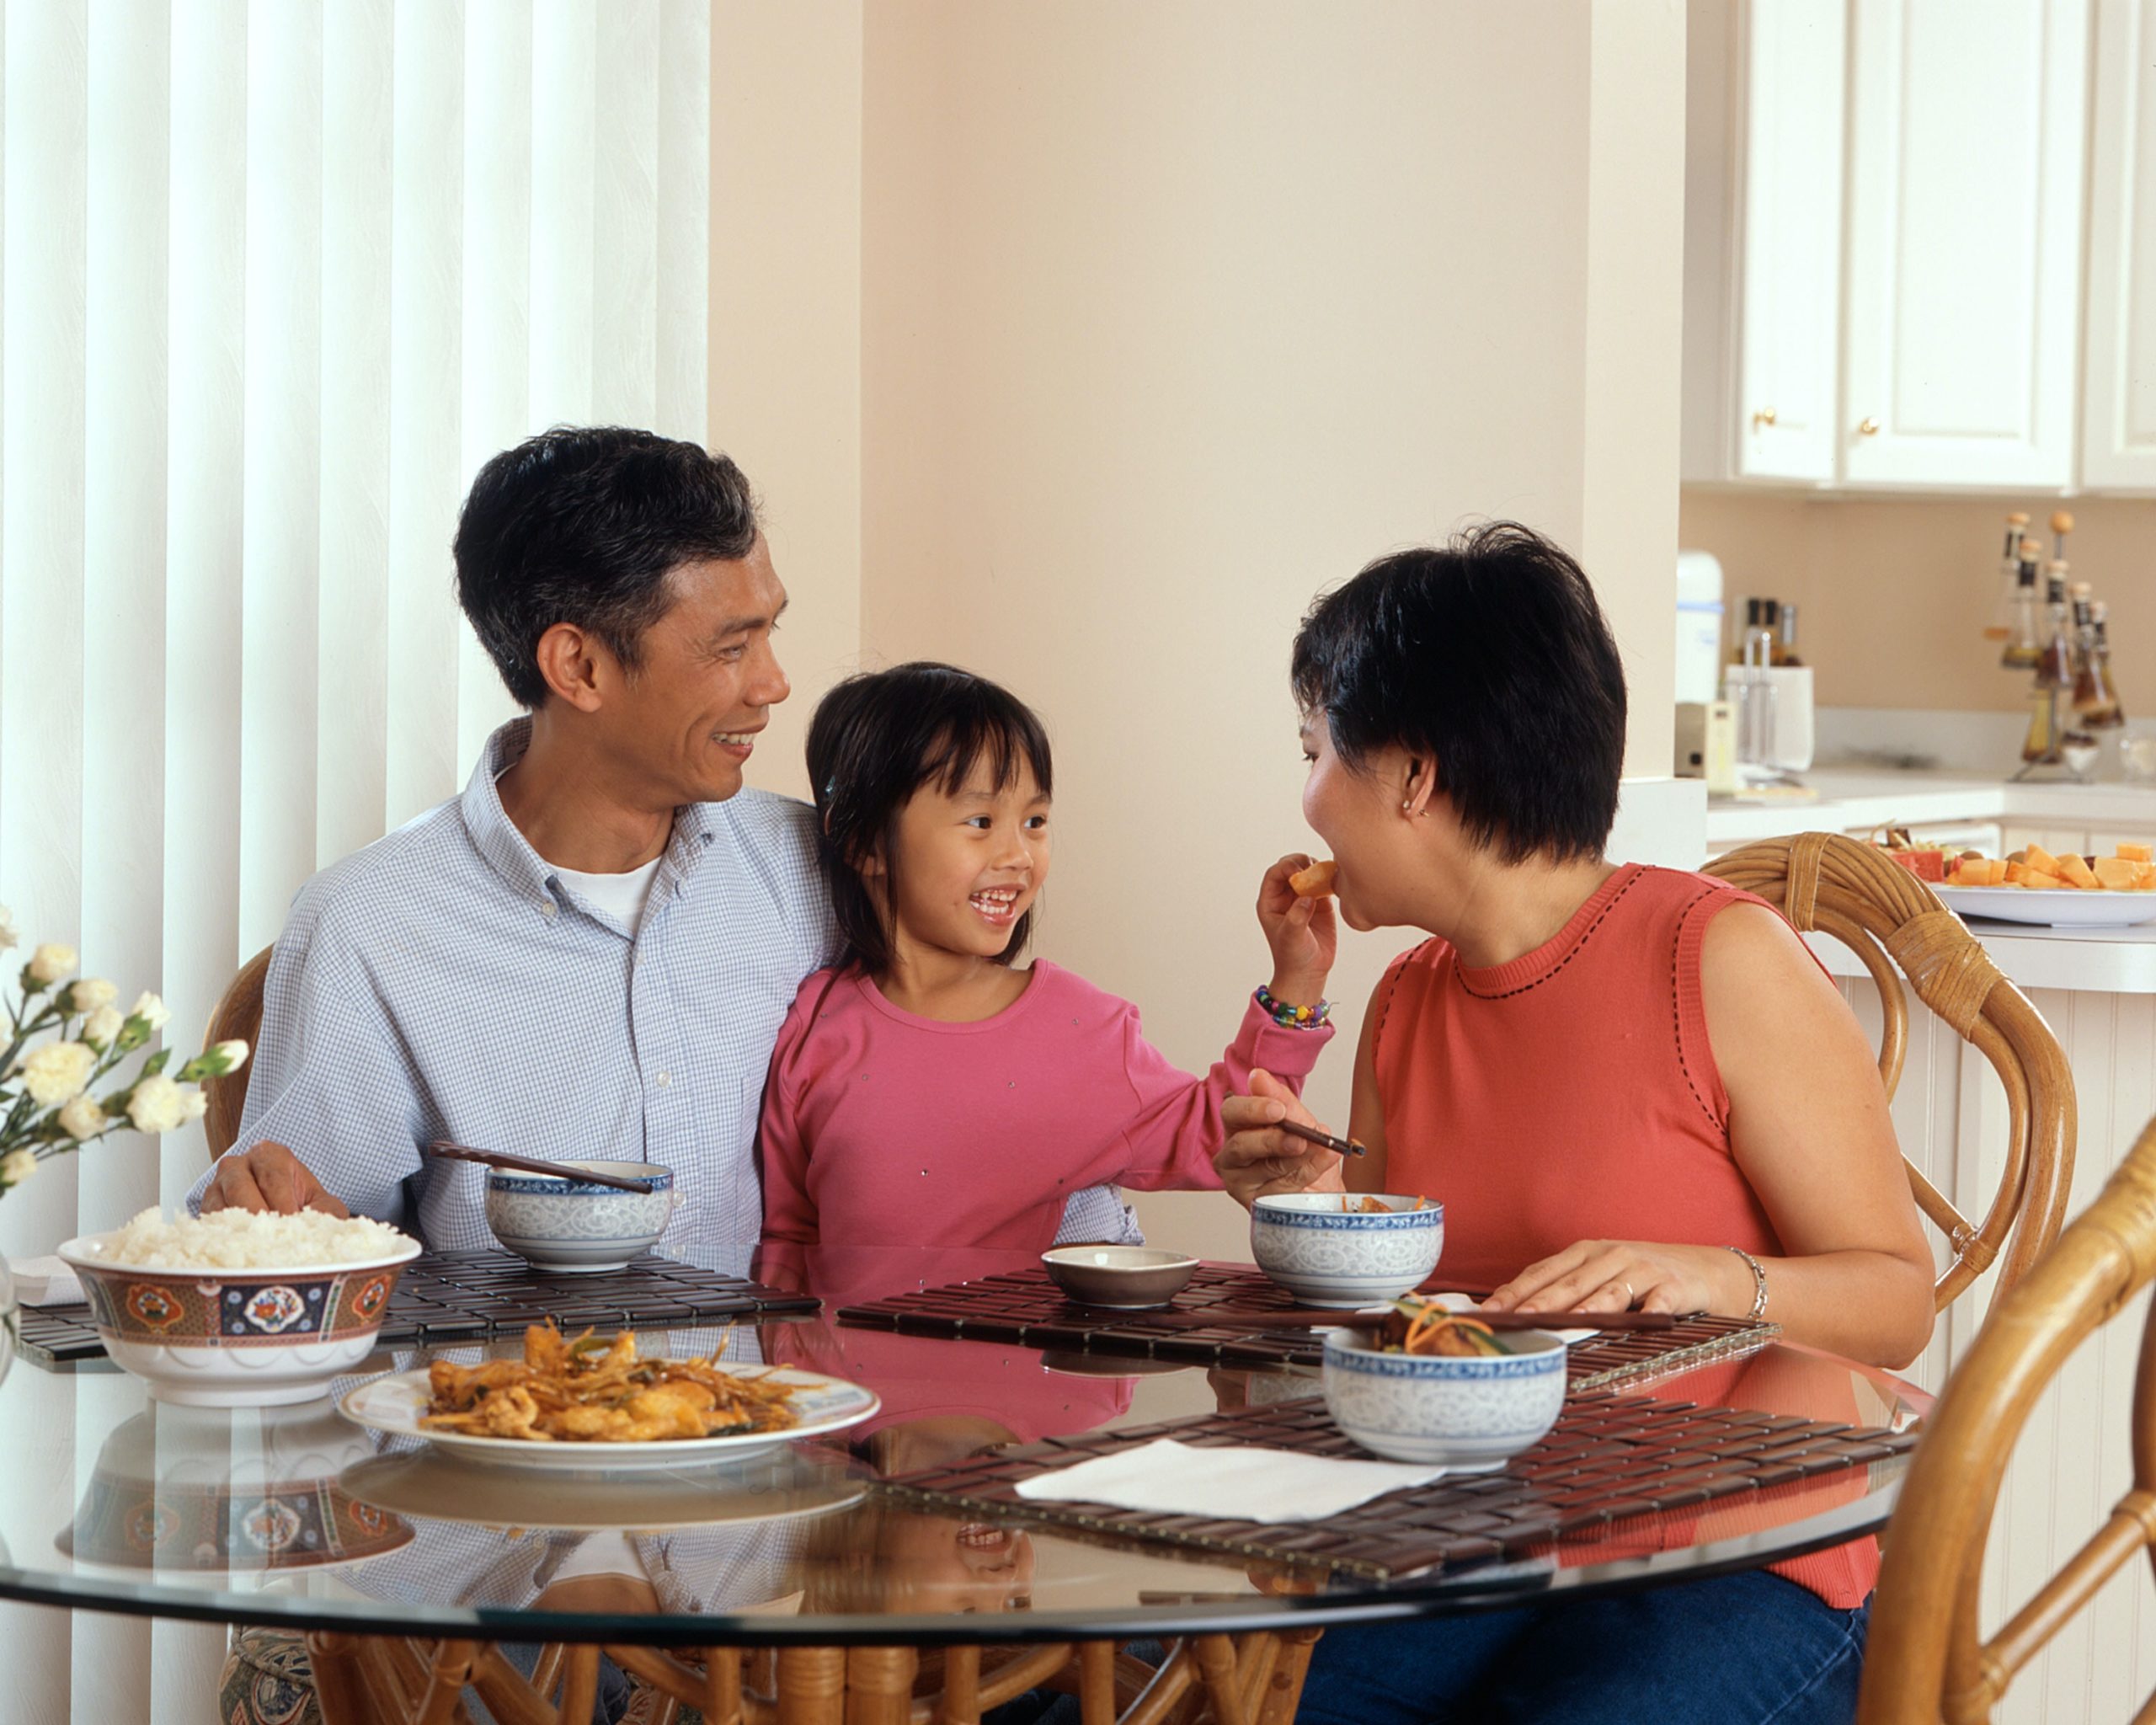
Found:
[595,534,792,806]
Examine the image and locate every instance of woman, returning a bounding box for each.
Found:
[1214,522,1933,1725]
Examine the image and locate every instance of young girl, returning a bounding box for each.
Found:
[756,661,1336,1251]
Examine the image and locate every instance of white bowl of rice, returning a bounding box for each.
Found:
[58,1208,422,1407]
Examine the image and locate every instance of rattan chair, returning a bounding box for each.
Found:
[1856,1115,2156,1724]
[201,944,272,1162]
[301,1628,1318,1724]
[1707,833,2075,1308]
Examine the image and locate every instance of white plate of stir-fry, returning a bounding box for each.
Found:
[338,1323,879,1473]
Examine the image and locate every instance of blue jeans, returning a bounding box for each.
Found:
[1295,1570,1870,1725]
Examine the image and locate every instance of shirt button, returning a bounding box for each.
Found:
[654,1071,672,1087]
[539,901,557,919]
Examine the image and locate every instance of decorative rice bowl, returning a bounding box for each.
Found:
[59,1208,422,1407]
[1250,1192,1444,1307]
[1322,1327,1566,1469]
[483,1161,675,1272]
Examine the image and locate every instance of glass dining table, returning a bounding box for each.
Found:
[0,1242,1928,1725]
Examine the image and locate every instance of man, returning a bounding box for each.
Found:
[193,425,1133,1252]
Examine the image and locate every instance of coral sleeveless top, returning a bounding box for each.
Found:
[1372,862,1876,1608]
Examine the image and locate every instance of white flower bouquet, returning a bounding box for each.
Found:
[1,905,246,1198]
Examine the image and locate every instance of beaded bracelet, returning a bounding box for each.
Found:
[1255,985,1331,1029]
[1725,1244,1769,1321]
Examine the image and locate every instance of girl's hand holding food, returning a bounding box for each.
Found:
[1214,1069,1347,1209]
[1257,853,1337,1009]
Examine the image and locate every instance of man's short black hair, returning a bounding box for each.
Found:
[453,426,760,708]
[1290,521,1628,864]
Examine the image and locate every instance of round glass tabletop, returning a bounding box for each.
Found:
[0,1244,1925,1648]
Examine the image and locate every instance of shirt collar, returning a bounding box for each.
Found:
[461,718,723,912]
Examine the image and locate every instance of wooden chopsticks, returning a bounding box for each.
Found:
[1081,1306,1681,1334]
[425,1140,656,1194]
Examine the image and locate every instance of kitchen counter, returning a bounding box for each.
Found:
[1703,767,2156,995]
[1705,766,2156,845]
[1808,919,2156,996]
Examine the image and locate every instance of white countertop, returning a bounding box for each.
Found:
[1705,767,2156,845]
[1703,768,2156,994]
[1807,920,2156,997]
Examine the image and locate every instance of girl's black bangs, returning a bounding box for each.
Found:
[920,697,1053,802]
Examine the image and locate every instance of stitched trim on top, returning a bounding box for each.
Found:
[1673,883,1731,1134]
[1371,940,1438,1066]
[1455,869,1645,1001]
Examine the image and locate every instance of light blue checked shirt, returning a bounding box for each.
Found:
[189,719,1137,1255]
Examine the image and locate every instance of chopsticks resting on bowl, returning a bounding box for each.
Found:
[1273,1118,1368,1158]
[425,1140,656,1194]
[1105,1306,1682,1334]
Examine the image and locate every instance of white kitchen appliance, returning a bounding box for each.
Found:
[1675,551,1725,705]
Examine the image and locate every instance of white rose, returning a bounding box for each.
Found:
[57,1095,106,1140]
[15,1040,96,1106]
[129,991,171,1031]
[0,906,16,953]
[213,1039,250,1072]
[83,1005,123,1048]
[126,1074,188,1135]
[181,1088,208,1122]
[1,1148,36,1186]
[27,943,77,985]
[69,978,118,1014]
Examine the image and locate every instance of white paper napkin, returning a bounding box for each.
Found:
[1013,1437,1444,1524]
[8,1256,83,1306]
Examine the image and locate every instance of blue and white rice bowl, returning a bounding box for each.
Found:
[483,1162,675,1273]
[1321,1327,1566,1468]
[1249,1193,1443,1307]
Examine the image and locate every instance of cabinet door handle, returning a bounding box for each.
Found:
[1858,417,1880,436]
[1751,406,1777,429]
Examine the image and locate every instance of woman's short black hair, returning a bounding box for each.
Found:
[454,425,760,708]
[1291,521,1627,864]
[807,663,1055,975]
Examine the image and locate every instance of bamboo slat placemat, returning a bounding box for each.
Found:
[13,1252,821,1367]
[836,1263,1780,1391]
[876,1391,1915,1579]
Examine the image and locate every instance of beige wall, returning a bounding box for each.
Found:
[1679,489,2156,713]
[707,0,865,799]
[856,2,1688,1258]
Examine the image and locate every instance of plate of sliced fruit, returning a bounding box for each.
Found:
[1933,842,2156,927]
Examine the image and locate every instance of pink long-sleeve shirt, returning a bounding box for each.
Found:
[756,961,1333,1251]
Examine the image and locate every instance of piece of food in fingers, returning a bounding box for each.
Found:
[1288,858,1337,899]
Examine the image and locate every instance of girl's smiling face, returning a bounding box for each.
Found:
[877,757,1052,964]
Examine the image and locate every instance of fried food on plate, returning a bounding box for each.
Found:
[1288,859,1337,899]
[420,1322,798,1443]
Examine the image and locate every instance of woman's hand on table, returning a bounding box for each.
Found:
[1256,853,1337,1010]
[1482,1238,1753,1318]
[1214,1070,1347,1208]
[200,1140,350,1218]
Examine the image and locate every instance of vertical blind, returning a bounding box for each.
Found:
[0,5,710,1720]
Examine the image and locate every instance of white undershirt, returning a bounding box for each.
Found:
[553,856,664,928]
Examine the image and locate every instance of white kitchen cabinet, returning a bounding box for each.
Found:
[1681,0,1846,483]
[1840,0,2090,489]
[1684,0,2101,492]
[2081,0,2156,489]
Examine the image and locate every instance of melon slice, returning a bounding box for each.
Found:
[2094,857,2138,890]
[2024,842,2061,876]
[1987,857,2009,885]
[2117,842,2153,864]
[2058,854,2100,889]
